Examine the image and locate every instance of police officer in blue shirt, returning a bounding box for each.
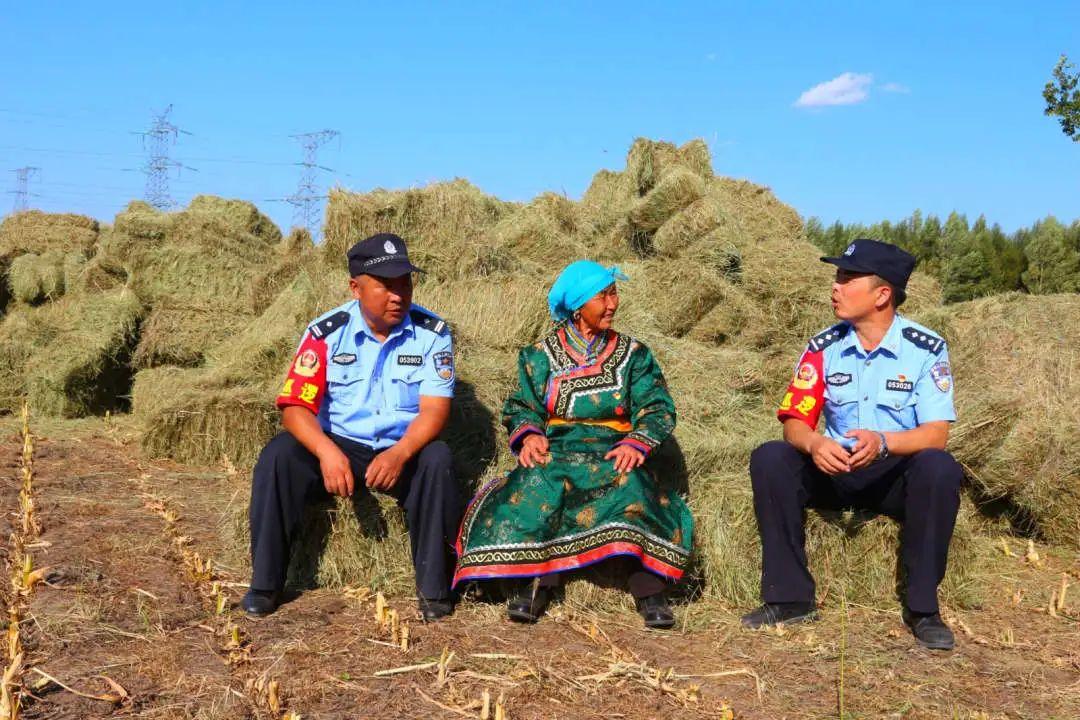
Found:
[742,239,962,650]
[243,232,462,621]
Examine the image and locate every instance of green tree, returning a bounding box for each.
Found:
[1023,216,1080,293]
[943,226,996,303]
[1044,54,1080,141]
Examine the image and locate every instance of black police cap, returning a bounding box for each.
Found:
[820,238,916,294]
[346,232,423,278]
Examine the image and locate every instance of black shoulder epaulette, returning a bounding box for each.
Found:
[410,309,451,337]
[902,327,946,355]
[807,323,850,352]
[308,310,350,340]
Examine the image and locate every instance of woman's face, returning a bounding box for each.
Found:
[576,283,619,332]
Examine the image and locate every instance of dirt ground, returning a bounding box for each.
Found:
[2,416,1078,720]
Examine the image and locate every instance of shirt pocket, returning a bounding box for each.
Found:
[326,363,364,404]
[390,366,422,412]
[824,383,859,431]
[875,393,918,430]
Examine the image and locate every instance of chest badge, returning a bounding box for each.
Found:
[826,372,852,387]
[398,354,423,366]
[885,375,913,392]
[332,353,357,365]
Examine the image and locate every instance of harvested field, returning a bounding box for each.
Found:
[2,415,1077,720]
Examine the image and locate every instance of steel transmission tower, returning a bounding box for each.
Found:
[8,166,40,213]
[136,105,194,210]
[286,130,339,238]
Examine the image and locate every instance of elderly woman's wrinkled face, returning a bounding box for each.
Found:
[576,283,619,333]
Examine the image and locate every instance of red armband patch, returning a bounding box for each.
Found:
[276,332,328,414]
[776,348,825,429]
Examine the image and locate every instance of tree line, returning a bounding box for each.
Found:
[805,212,1080,303]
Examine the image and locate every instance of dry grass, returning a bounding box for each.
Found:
[0,210,99,260]
[0,288,143,416]
[322,180,514,280]
[915,292,1080,548]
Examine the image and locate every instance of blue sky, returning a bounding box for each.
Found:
[2,2,1078,234]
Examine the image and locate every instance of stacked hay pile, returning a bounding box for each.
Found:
[135,138,983,608]
[0,211,100,307]
[0,211,147,415]
[916,293,1080,549]
[107,196,285,368]
[0,197,290,418]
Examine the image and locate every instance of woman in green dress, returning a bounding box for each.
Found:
[453,260,694,629]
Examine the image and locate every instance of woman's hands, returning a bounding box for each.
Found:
[519,435,645,474]
[605,444,645,474]
[518,433,551,468]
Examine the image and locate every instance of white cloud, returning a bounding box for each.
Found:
[794,72,874,108]
[881,82,910,94]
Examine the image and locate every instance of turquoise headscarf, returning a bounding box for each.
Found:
[547,260,628,321]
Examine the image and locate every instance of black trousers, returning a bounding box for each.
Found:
[749,440,962,614]
[249,432,462,601]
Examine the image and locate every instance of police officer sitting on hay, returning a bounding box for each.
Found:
[242,233,462,621]
[742,239,962,650]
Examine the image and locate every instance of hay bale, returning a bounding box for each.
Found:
[104,196,283,366]
[625,138,713,196]
[135,270,347,465]
[414,275,550,352]
[109,196,281,307]
[221,487,415,596]
[916,293,1080,547]
[628,167,708,233]
[133,303,254,369]
[0,210,99,260]
[651,191,733,257]
[485,193,585,272]
[578,169,636,240]
[68,227,128,294]
[247,227,315,313]
[0,288,144,416]
[693,472,982,608]
[6,250,77,305]
[616,259,729,338]
[135,368,280,467]
[322,180,514,280]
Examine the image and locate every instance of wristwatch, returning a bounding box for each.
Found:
[876,432,889,460]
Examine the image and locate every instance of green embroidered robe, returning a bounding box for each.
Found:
[453,327,693,586]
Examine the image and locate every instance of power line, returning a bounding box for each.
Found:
[133,105,197,210]
[8,166,40,213]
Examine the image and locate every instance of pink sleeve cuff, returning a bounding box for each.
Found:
[508,423,544,454]
[614,437,652,457]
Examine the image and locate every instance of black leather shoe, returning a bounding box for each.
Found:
[507,583,553,623]
[418,597,454,622]
[241,589,280,617]
[902,609,955,650]
[740,602,817,629]
[636,593,675,629]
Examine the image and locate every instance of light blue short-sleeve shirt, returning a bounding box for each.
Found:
[815,315,956,449]
[309,301,454,449]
